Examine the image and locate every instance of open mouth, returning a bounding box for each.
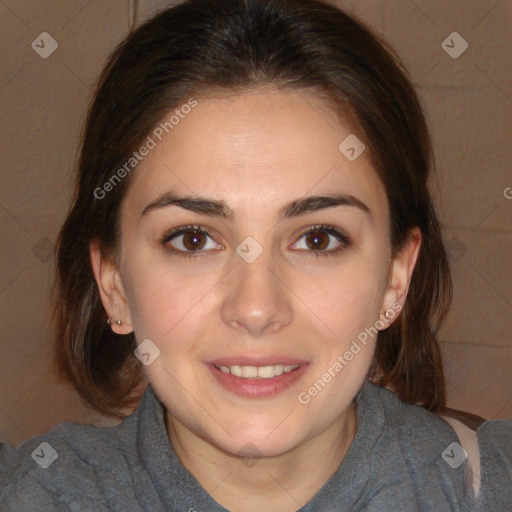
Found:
[213,363,301,379]
[207,362,309,398]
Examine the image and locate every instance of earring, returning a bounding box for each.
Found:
[385,311,392,319]
[107,317,123,326]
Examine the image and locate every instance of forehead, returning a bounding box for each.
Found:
[122,88,388,223]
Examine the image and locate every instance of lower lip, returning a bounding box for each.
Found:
[206,363,309,398]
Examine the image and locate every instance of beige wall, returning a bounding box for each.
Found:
[1,0,510,447]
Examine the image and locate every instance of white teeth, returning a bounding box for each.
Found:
[230,365,242,377]
[273,364,284,376]
[257,366,275,378]
[216,364,300,379]
[242,366,258,378]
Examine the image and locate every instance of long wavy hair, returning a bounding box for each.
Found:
[53,0,452,419]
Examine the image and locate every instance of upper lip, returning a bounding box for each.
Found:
[208,356,308,367]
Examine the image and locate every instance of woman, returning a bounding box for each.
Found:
[1,0,510,510]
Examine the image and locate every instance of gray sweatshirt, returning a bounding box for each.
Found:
[0,380,510,511]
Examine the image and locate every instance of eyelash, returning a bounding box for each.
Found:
[160,224,352,259]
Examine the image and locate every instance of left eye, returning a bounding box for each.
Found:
[292,226,350,253]
[163,227,220,252]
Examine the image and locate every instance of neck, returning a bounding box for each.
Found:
[166,401,357,512]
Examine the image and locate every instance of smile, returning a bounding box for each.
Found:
[207,362,309,398]
[214,364,300,379]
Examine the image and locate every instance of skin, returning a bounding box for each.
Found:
[91,88,421,511]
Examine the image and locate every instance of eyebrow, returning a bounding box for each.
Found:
[140,191,371,221]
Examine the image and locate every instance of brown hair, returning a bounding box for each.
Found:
[53,0,452,418]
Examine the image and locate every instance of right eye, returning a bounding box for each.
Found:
[160,225,223,257]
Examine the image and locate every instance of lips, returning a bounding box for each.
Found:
[205,358,310,398]
[208,356,307,367]
[215,363,300,379]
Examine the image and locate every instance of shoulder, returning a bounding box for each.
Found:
[360,383,469,471]
[473,417,512,508]
[441,412,512,502]
[361,383,480,502]
[476,416,512,457]
[0,413,139,511]
[365,383,512,504]
[365,382,458,442]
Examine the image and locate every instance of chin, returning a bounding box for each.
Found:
[210,425,307,460]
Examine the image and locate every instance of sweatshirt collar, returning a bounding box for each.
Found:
[136,380,375,510]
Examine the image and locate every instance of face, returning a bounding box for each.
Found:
[93,88,420,458]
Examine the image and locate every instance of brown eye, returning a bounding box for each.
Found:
[305,231,329,250]
[292,224,352,256]
[160,225,222,258]
[181,231,207,251]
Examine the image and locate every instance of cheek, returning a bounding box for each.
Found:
[301,258,385,330]
[121,256,213,343]
[302,259,387,385]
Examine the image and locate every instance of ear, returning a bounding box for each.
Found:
[379,226,422,329]
[90,239,133,334]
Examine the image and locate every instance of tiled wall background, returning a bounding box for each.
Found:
[1,0,511,447]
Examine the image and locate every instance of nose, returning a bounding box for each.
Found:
[220,248,293,337]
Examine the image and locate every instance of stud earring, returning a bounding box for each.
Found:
[107,317,123,326]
